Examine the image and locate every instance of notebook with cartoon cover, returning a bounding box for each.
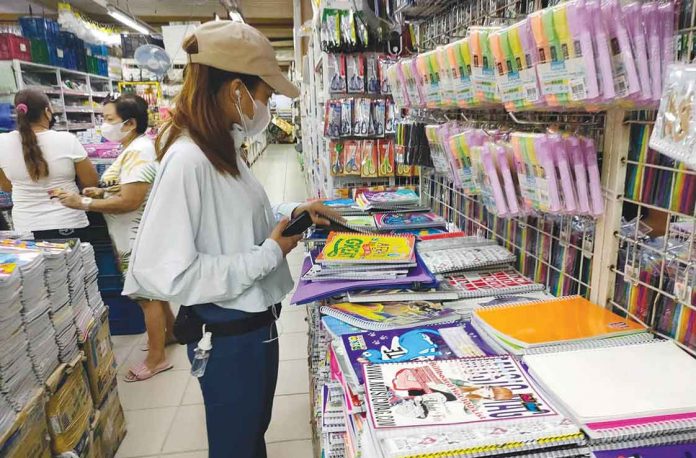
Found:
[320,301,458,331]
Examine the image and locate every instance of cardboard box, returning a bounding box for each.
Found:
[92,382,126,458]
[46,360,94,455]
[83,310,118,406]
[0,390,51,458]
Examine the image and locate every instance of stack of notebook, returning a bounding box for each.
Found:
[524,341,696,447]
[81,243,106,318]
[362,356,584,457]
[420,244,517,274]
[320,300,458,331]
[355,189,421,211]
[373,212,447,231]
[472,296,651,355]
[62,240,94,339]
[440,267,547,300]
[0,259,39,411]
[302,232,417,282]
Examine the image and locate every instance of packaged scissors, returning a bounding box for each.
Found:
[324,100,342,138]
[329,141,345,176]
[377,139,395,177]
[340,98,353,137]
[327,54,347,93]
[361,140,379,177]
[354,97,372,137]
[343,140,362,176]
[366,53,381,94]
[347,54,366,93]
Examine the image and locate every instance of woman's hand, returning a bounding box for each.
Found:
[292,200,344,227]
[52,190,84,210]
[82,187,105,198]
[270,218,303,257]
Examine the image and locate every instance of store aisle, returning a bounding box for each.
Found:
[113,144,313,458]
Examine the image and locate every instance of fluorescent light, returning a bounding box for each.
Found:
[107,6,151,35]
[228,10,244,23]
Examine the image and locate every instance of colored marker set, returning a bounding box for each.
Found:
[385,0,675,112]
[425,126,604,218]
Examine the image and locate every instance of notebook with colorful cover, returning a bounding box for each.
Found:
[446,291,553,317]
[356,189,420,210]
[373,212,447,231]
[420,244,516,274]
[391,227,448,238]
[592,443,696,458]
[317,232,416,265]
[338,321,497,389]
[322,316,364,339]
[524,341,696,442]
[363,357,582,457]
[346,288,459,303]
[320,301,458,331]
[290,255,438,305]
[473,296,646,349]
[326,215,375,234]
[440,268,546,299]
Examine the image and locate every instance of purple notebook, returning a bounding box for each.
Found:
[291,254,437,305]
[341,321,497,387]
[593,444,696,458]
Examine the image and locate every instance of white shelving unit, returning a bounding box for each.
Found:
[0,59,117,132]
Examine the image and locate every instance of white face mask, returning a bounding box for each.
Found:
[234,84,271,139]
[100,120,133,142]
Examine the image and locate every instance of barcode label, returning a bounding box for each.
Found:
[615,76,627,97]
[526,86,538,101]
[569,80,586,101]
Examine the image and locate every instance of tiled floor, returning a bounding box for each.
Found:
[113,144,314,458]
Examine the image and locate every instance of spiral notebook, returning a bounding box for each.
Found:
[363,357,583,457]
[592,442,696,458]
[317,232,416,265]
[439,268,546,299]
[473,296,646,351]
[320,301,458,331]
[346,288,459,303]
[373,212,447,231]
[446,291,553,317]
[326,214,375,234]
[524,341,696,442]
[420,244,516,274]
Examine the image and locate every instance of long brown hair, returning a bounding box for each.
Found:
[14,88,51,181]
[156,35,260,176]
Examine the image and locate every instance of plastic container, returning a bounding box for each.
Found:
[97,274,123,292]
[29,38,48,64]
[92,243,120,277]
[103,293,145,335]
[0,34,31,61]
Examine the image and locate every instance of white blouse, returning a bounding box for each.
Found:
[123,132,298,313]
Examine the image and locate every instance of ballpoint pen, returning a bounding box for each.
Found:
[565,135,590,215]
[624,2,651,103]
[548,134,577,213]
[567,0,599,101]
[581,137,604,216]
[643,3,661,104]
[604,0,640,98]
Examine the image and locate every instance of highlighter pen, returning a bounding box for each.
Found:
[535,135,563,213]
[488,30,510,109]
[659,2,676,97]
[436,46,454,108]
[642,3,662,104]
[495,143,520,216]
[542,9,563,105]
[624,2,652,103]
[517,19,544,107]
[567,0,599,100]
[482,143,509,217]
[566,135,591,214]
[586,0,616,100]
[410,58,427,108]
[606,0,640,97]
[548,134,577,213]
[553,4,575,105]
[394,62,411,108]
[500,28,524,110]
[530,11,557,105]
[581,137,604,217]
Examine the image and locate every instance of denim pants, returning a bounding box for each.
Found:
[186,303,279,458]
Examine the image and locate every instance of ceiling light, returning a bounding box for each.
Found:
[228,10,244,23]
[107,5,151,35]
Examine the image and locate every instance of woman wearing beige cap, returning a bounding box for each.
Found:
[123,21,338,458]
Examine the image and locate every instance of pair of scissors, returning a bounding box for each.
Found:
[362,149,377,176]
[379,150,394,176]
[331,143,344,175]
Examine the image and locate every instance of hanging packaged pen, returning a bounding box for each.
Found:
[511,133,538,211]
[624,2,652,104]
[445,38,476,108]
[343,140,361,176]
[469,27,501,104]
[346,54,365,93]
[495,142,522,217]
[581,136,604,216]
[324,100,342,138]
[435,46,455,107]
[416,50,441,108]
[327,54,347,94]
[425,124,451,176]
[360,140,378,178]
[449,131,479,194]
[659,2,676,98]
[401,58,426,108]
[384,99,396,135]
[365,53,380,94]
[329,141,345,176]
[586,1,616,101]
[548,134,578,213]
[602,0,640,99]
[340,98,353,137]
[377,139,395,177]
[379,57,395,95]
[353,97,371,137]
[371,99,386,137]
[490,24,527,110]
[566,135,591,215]
[567,0,600,101]
[642,3,662,104]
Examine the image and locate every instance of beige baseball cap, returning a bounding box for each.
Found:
[187,20,299,98]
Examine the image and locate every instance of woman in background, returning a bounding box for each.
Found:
[0,88,99,237]
[55,94,175,382]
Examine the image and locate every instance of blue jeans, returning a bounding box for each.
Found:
[186,304,279,458]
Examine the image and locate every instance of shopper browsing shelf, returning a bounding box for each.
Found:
[0,88,99,237]
[54,94,175,382]
[123,21,339,458]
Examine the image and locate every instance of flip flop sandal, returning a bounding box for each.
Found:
[124,361,173,382]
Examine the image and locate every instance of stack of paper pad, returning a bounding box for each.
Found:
[472,296,651,355]
[0,264,39,410]
[355,189,421,211]
[0,247,60,384]
[524,341,696,446]
[81,243,106,317]
[420,243,517,274]
[63,240,94,339]
[303,232,417,282]
[362,356,584,457]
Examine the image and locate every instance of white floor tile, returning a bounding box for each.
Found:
[115,407,177,458]
[167,344,192,371]
[266,394,312,443]
[267,440,314,458]
[117,369,189,410]
[181,376,204,406]
[278,332,308,361]
[276,359,310,396]
[162,405,208,454]
[278,309,309,333]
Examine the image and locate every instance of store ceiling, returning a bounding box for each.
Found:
[2,0,295,66]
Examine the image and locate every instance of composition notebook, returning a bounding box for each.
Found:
[363,357,582,458]
[337,321,496,389]
[317,232,416,265]
[473,295,646,350]
[320,301,458,331]
[524,341,696,442]
[440,268,546,299]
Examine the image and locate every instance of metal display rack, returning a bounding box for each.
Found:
[0,59,117,132]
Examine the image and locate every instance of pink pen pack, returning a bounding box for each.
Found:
[581,137,604,217]
[535,135,563,213]
[623,2,652,104]
[586,0,616,101]
[642,3,662,104]
[480,143,510,217]
[659,2,676,99]
[494,142,522,216]
[566,135,591,215]
[566,0,600,100]
[601,0,640,99]
[548,134,578,213]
